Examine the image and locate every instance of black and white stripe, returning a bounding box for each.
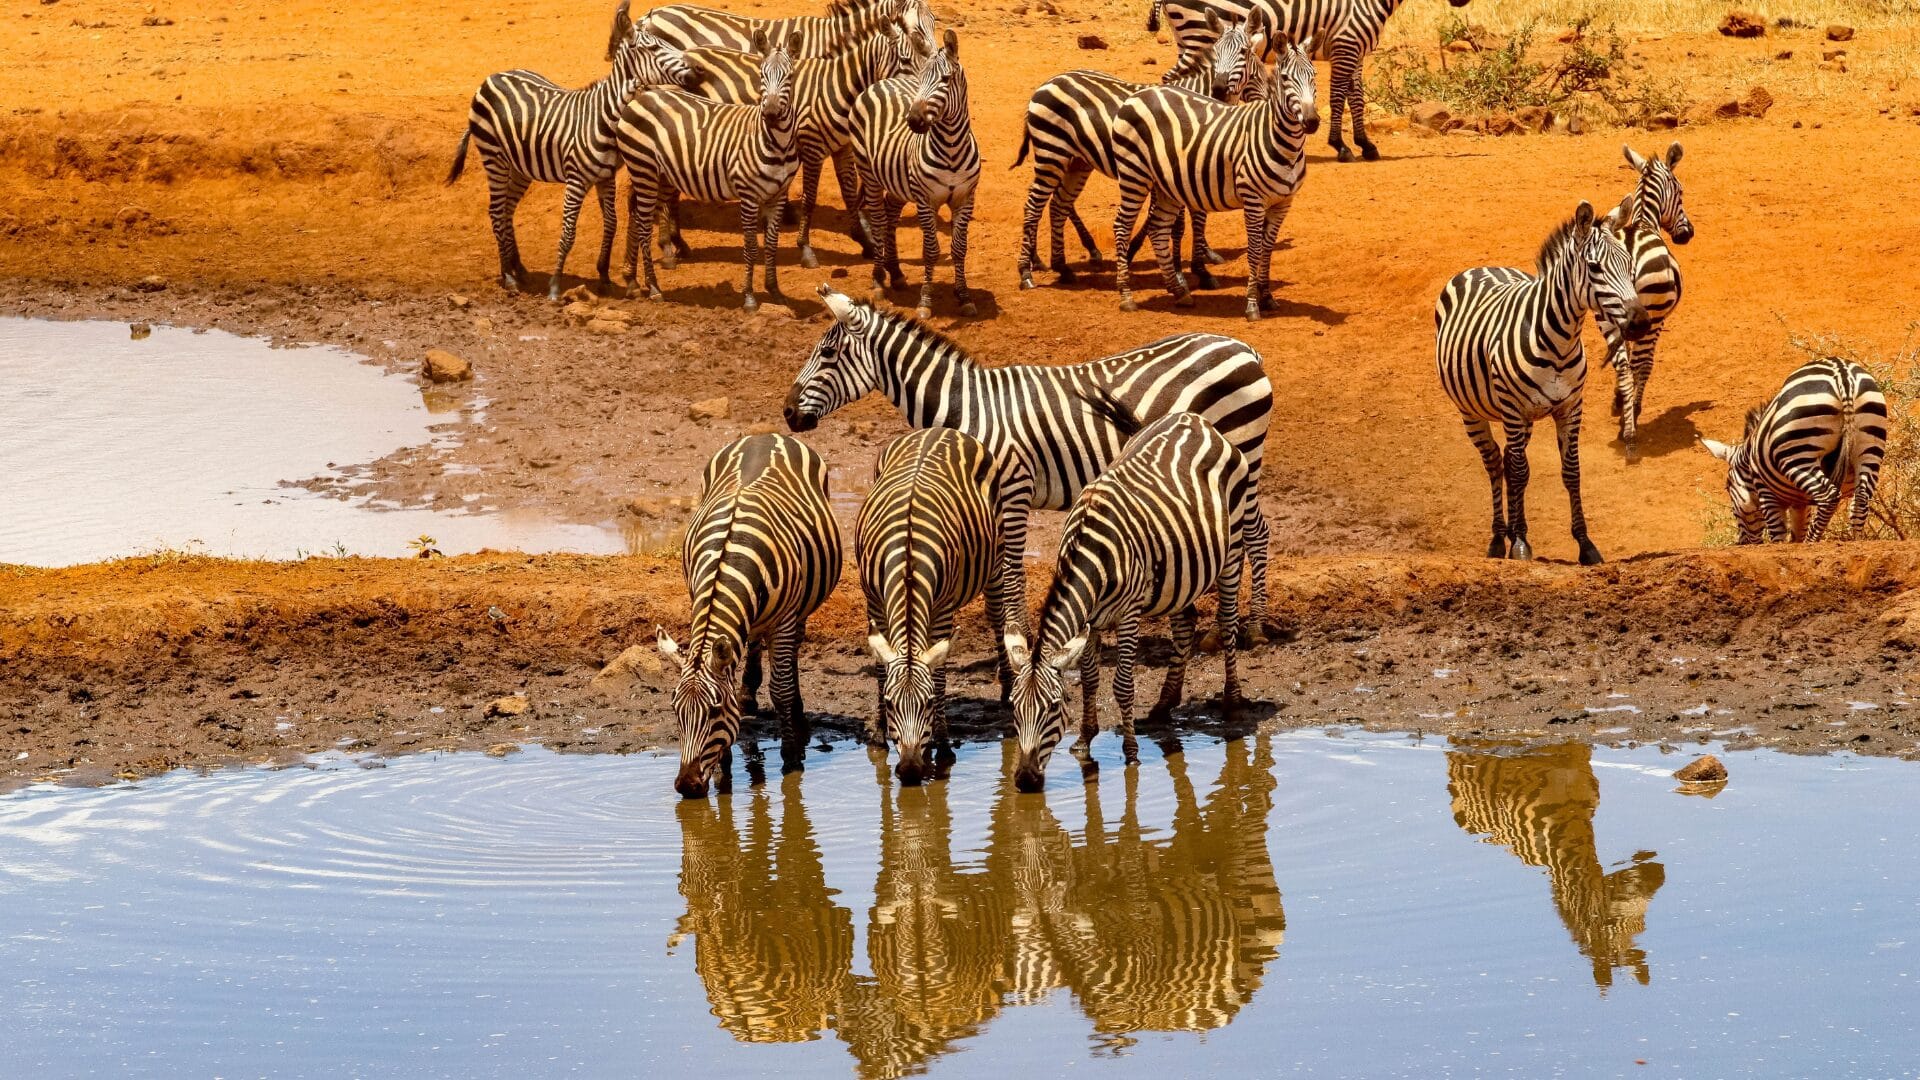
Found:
[1435,201,1649,565]
[852,28,983,318]
[1148,0,1471,162]
[656,433,844,798]
[1599,142,1694,448]
[1004,404,1255,792]
[616,31,802,310]
[445,3,698,298]
[787,284,1275,633]
[1702,357,1887,543]
[1111,27,1320,319]
[856,428,1014,785]
[641,0,931,60]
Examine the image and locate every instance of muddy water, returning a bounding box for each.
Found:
[0,318,631,564]
[1,732,1914,1078]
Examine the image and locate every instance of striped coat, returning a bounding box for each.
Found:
[1435,201,1648,566]
[657,433,843,798]
[1599,142,1694,448]
[446,7,699,298]
[1111,30,1320,320]
[789,285,1276,632]
[641,0,930,59]
[856,429,1009,785]
[1006,407,1255,792]
[1702,357,1887,542]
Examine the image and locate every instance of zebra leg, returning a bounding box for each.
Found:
[884,198,908,292]
[1463,419,1509,557]
[658,188,686,269]
[1244,501,1272,644]
[1604,321,1636,439]
[762,193,784,299]
[797,148,826,270]
[547,177,590,301]
[1062,171,1103,267]
[594,176,618,288]
[770,615,808,774]
[1504,420,1536,561]
[931,615,957,774]
[951,195,977,318]
[1020,160,1065,289]
[1113,172,1149,312]
[1112,614,1142,768]
[1327,47,1354,163]
[861,172,888,299]
[1757,490,1789,543]
[1791,466,1845,542]
[742,640,765,715]
[715,742,733,796]
[828,146,873,257]
[984,566,1013,703]
[1146,198,1191,308]
[1853,455,1882,533]
[1551,404,1604,565]
[1071,626,1103,783]
[623,175,665,302]
[737,200,763,312]
[1348,52,1380,162]
[914,202,940,320]
[1218,535,1244,710]
[1190,211,1221,286]
[1148,605,1197,725]
[1242,202,1269,321]
[1630,332,1660,427]
[484,165,531,292]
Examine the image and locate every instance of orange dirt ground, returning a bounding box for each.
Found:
[3,0,1920,784]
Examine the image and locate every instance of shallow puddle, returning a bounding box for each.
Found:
[0,318,630,564]
[1,731,1914,1076]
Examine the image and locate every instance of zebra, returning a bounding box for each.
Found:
[786,283,1276,637]
[1435,200,1649,566]
[656,432,843,798]
[1599,142,1694,449]
[1004,401,1256,793]
[641,0,931,60]
[1147,0,1472,163]
[1701,357,1887,543]
[1111,25,1320,319]
[445,2,700,299]
[617,31,802,310]
[851,28,982,319]
[856,428,1012,785]
[1012,12,1253,291]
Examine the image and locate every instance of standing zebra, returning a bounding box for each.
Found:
[1701,357,1887,543]
[786,283,1276,636]
[642,0,932,60]
[856,428,1013,785]
[1013,11,1252,291]
[617,31,802,310]
[1148,0,1471,163]
[657,432,843,798]
[1111,26,1320,319]
[1435,201,1649,565]
[1005,402,1255,793]
[852,28,982,319]
[1599,142,1694,449]
[446,3,699,298]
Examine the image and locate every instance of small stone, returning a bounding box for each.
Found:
[1742,86,1775,117]
[129,322,151,340]
[1674,754,1727,782]
[133,274,168,292]
[1485,111,1518,136]
[1718,10,1766,37]
[485,695,530,719]
[474,316,494,334]
[1823,46,1847,60]
[423,349,473,383]
[1445,38,1473,52]
[560,284,596,304]
[1774,49,1793,59]
[1512,105,1555,132]
[1077,33,1108,49]
[1409,101,1455,131]
[585,317,627,336]
[448,293,471,309]
[1818,59,1847,73]
[141,14,174,26]
[1826,24,1854,41]
[562,300,597,323]
[688,396,730,422]
[590,645,673,693]
[1646,111,1680,129]
[484,742,519,757]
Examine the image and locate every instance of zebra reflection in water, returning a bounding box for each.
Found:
[1446,739,1666,990]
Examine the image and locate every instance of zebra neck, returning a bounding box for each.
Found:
[1534,254,1593,351]
[1632,186,1664,233]
[926,79,972,149]
[591,68,638,123]
[760,106,799,152]
[878,332,986,429]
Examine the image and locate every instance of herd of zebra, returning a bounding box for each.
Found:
[443,0,1893,795]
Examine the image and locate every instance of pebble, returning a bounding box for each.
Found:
[1674,754,1728,783]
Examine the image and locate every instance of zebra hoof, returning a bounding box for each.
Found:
[959,302,978,318]
[647,288,664,302]
[1055,267,1078,284]
[1508,538,1534,562]
[742,295,759,312]
[1018,274,1036,290]
[546,281,563,302]
[1085,254,1108,270]
[800,249,819,270]
[1204,248,1227,266]
[1578,541,1606,566]
[1335,145,1357,163]
[1119,298,1137,312]
[1175,293,1196,308]
[1360,143,1381,162]
[915,305,933,320]
[1194,273,1219,291]
[1244,307,1262,322]
[1486,536,1507,559]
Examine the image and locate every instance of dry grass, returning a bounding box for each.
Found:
[1386,0,1920,41]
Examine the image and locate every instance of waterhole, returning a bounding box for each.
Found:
[1,731,1913,1077]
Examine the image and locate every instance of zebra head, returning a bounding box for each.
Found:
[1564,201,1651,341]
[897,0,938,56]
[868,634,952,785]
[785,285,886,431]
[1003,632,1087,793]
[1265,31,1321,135]
[616,28,703,91]
[657,627,744,799]
[1701,428,1764,543]
[1207,14,1255,102]
[1625,142,1693,244]
[907,29,965,133]
[752,30,802,125]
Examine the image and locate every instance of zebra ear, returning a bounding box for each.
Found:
[1204,8,1220,32]
[942,27,958,54]
[819,285,858,323]
[1572,200,1595,237]
[607,0,634,62]
[1700,437,1735,462]
[922,638,952,670]
[787,32,802,55]
[1003,633,1032,672]
[1665,141,1684,168]
[867,632,902,667]
[752,27,770,54]
[1623,144,1649,171]
[1049,635,1088,671]
[656,626,685,664]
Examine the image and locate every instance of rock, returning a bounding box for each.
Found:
[1742,86,1774,117]
[485,695,530,719]
[132,274,168,293]
[585,317,628,336]
[474,316,494,334]
[590,645,675,693]
[422,348,473,383]
[448,293,471,309]
[688,396,730,422]
[1513,105,1555,132]
[1819,59,1847,72]
[559,285,596,304]
[1774,49,1793,59]
[1718,10,1765,37]
[1674,754,1728,783]
[1822,46,1846,60]
[116,206,152,229]
[1409,101,1454,131]
[1445,38,1473,52]
[1826,23,1854,41]
[141,15,174,26]
[1077,33,1108,49]
[1485,111,1517,136]
[484,743,519,757]
[129,322,152,340]
[1645,111,1680,129]
[562,300,597,323]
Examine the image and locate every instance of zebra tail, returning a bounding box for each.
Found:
[446,128,472,186]
[1012,129,1031,169]
[1079,386,1144,439]
[1835,361,1858,489]
[1146,0,1162,32]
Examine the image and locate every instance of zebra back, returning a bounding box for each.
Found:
[857,429,1002,662]
[642,0,923,59]
[619,31,803,206]
[1157,0,1402,60]
[1705,357,1888,540]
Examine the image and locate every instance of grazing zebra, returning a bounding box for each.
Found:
[617,32,802,310]
[1435,200,1649,566]
[1013,12,1253,291]
[1147,0,1471,163]
[641,0,930,60]
[1701,357,1887,543]
[856,428,1012,785]
[787,284,1276,634]
[1005,403,1255,792]
[852,28,982,319]
[1111,26,1320,319]
[1599,142,1694,449]
[657,432,843,798]
[445,3,699,299]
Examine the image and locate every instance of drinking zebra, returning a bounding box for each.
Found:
[1005,401,1255,792]
[1013,12,1253,291]
[1599,142,1694,449]
[1701,357,1887,543]
[657,433,843,798]
[1147,0,1471,163]
[617,31,802,310]
[446,3,699,298]
[1111,25,1319,319]
[642,0,931,60]
[856,428,1015,785]
[851,28,982,319]
[786,284,1276,635]
[1435,201,1649,565]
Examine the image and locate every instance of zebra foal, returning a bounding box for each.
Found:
[1600,142,1694,449]
[658,433,843,798]
[1435,200,1649,565]
[1006,401,1255,793]
[856,428,1013,785]
[1701,357,1887,543]
[446,1,698,298]
[852,28,982,319]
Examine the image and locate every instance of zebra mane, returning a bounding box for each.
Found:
[1742,405,1764,441]
[1164,42,1211,83]
[1533,211,1589,276]
[861,302,982,369]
